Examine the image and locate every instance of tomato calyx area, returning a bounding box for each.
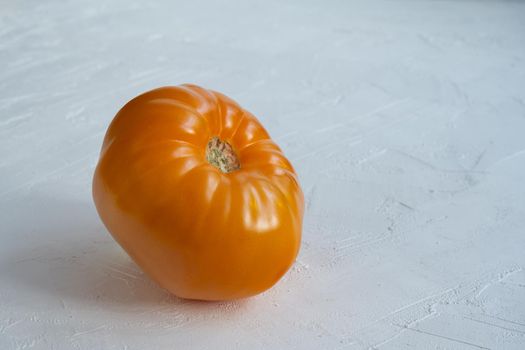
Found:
[205,136,240,173]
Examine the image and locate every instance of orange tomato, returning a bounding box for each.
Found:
[92,84,304,300]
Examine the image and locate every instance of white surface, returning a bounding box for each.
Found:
[1,0,525,349]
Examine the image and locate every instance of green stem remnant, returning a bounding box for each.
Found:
[205,136,240,173]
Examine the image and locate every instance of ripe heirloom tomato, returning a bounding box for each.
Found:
[92,84,304,301]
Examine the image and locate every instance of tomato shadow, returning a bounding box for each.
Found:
[2,194,249,315]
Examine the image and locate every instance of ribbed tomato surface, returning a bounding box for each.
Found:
[93,84,304,300]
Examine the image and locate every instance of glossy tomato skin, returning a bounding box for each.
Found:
[93,84,304,300]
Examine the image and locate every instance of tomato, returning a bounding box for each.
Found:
[92,84,304,300]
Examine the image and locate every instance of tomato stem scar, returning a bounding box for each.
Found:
[205,136,240,173]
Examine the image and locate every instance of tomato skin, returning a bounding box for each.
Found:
[92,84,304,300]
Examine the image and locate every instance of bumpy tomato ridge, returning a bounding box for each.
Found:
[93,84,304,300]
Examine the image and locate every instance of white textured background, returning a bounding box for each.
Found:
[1,0,525,349]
